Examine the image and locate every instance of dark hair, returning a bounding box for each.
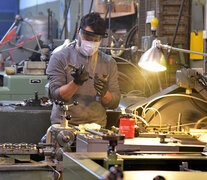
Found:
[80,12,106,36]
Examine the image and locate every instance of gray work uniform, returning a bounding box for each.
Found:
[46,44,120,127]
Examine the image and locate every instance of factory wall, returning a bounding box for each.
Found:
[19,0,94,40]
[0,0,19,39]
[19,0,62,38]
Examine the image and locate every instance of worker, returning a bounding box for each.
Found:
[46,12,120,127]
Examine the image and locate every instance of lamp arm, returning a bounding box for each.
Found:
[23,21,43,57]
[157,44,207,57]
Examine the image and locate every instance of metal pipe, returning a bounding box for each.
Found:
[60,0,71,39]
[0,46,40,54]
[99,47,131,51]
[204,0,207,74]
[107,0,112,47]
[158,44,207,57]
[177,113,182,131]
[0,21,16,44]
[23,20,43,58]
[204,0,207,31]
[0,14,22,44]
[99,46,145,52]
[89,0,94,13]
[85,129,103,137]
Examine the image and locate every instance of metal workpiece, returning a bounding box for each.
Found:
[64,63,93,79]
[38,143,56,157]
[85,129,124,141]
[0,143,38,155]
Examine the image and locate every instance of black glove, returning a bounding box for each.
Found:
[71,64,89,85]
[94,74,109,97]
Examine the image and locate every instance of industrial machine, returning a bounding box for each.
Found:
[0,13,52,101]
[60,67,207,179]
[0,72,207,180]
[1,1,207,180]
[0,92,51,143]
[0,63,48,100]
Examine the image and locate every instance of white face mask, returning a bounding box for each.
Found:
[78,37,101,56]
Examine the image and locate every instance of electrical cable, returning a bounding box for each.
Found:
[194,116,207,129]
[115,56,153,95]
[130,113,149,126]
[144,107,162,128]
[158,121,207,130]
[23,22,43,57]
[133,106,144,113]
[125,24,138,48]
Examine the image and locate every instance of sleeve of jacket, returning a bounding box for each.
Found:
[46,52,67,101]
[104,57,121,109]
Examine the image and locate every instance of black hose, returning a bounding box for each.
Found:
[104,4,109,21]
[167,0,185,61]
[60,0,72,39]
[125,24,138,47]
[89,0,94,13]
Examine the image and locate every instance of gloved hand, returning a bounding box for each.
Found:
[71,64,89,85]
[94,74,109,97]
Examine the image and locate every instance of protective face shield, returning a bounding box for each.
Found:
[80,28,106,41]
[77,29,107,56]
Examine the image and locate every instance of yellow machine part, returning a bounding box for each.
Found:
[190,31,204,59]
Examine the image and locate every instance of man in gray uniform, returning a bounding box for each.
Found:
[46,12,120,127]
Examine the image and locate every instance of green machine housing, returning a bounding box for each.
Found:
[0,73,48,100]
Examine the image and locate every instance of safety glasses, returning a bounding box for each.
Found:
[80,29,107,42]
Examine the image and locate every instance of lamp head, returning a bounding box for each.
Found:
[138,39,167,72]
